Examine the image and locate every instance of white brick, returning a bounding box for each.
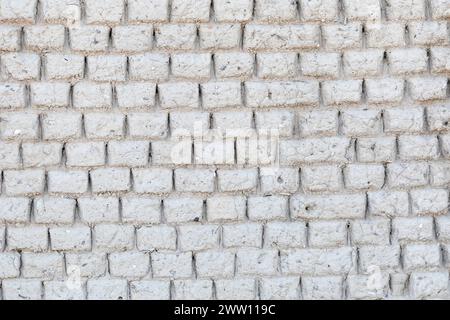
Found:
[41,0,81,24]
[201,82,242,109]
[246,81,319,108]
[217,168,258,192]
[368,190,410,217]
[366,23,405,48]
[130,281,170,300]
[50,226,91,251]
[410,188,449,216]
[42,112,82,141]
[30,82,70,108]
[223,223,263,248]
[309,221,348,248]
[0,197,30,223]
[410,272,449,299]
[431,47,450,74]
[22,142,62,168]
[409,21,448,45]
[366,78,404,104]
[260,277,300,300]
[302,276,343,300]
[155,24,197,50]
[128,0,169,23]
[173,280,213,300]
[237,249,279,276]
[265,222,307,249]
[0,142,20,169]
[3,169,45,195]
[0,26,20,51]
[88,55,127,82]
[133,168,172,194]
[279,137,352,164]
[385,0,425,20]
[116,83,156,109]
[112,26,153,53]
[0,83,26,109]
[214,0,253,22]
[199,24,241,50]
[65,253,107,277]
[109,252,150,278]
[409,77,447,102]
[129,54,169,82]
[343,49,383,77]
[195,250,235,278]
[73,83,112,109]
[206,195,246,222]
[281,247,355,276]
[0,0,37,23]
[291,194,366,220]
[248,195,288,221]
[78,197,120,224]
[85,0,124,25]
[347,274,389,300]
[108,141,149,167]
[323,23,362,50]
[301,52,340,78]
[300,0,338,21]
[84,113,124,139]
[69,26,110,53]
[164,196,203,223]
[22,253,64,279]
[344,0,381,21]
[0,253,21,278]
[298,110,339,137]
[171,53,211,80]
[244,24,320,50]
[34,196,76,224]
[66,142,105,167]
[128,112,168,139]
[392,217,435,243]
[341,109,382,135]
[24,25,65,51]
[215,279,256,300]
[171,0,211,22]
[44,281,85,300]
[360,245,401,275]
[2,279,42,300]
[0,112,39,140]
[179,224,219,251]
[47,170,88,194]
[387,162,429,188]
[122,197,161,224]
[351,219,391,246]
[87,279,128,300]
[94,224,134,251]
[137,225,176,251]
[151,252,193,278]
[175,168,215,193]
[398,135,439,160]
[344,164,385,190]
[322,80,362,105]
[357,137,396,163]
[301,165,342,192]
[214,52,254,79]
[159,82,199,109]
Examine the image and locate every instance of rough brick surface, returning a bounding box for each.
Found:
[0,0,449,301]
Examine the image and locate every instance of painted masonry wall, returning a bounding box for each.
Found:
[0,0,449,300]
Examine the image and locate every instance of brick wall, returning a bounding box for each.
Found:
[0,0,449,300]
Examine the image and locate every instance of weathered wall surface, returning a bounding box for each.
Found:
[0,0,449,300]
